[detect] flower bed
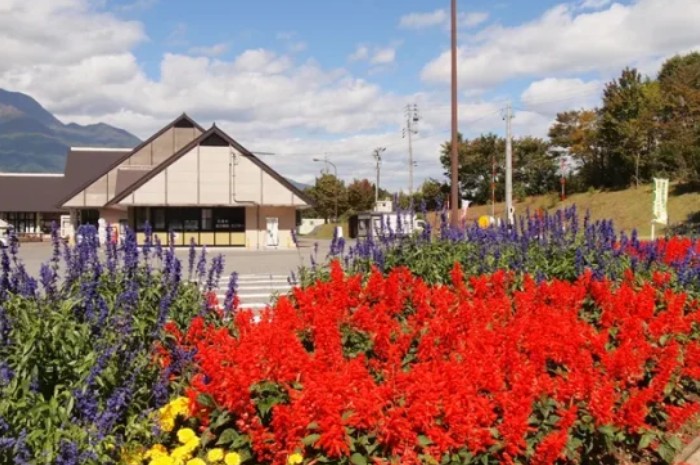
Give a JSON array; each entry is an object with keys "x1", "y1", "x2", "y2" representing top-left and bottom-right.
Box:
[{"x1": 158, "y1": 262, "x2": 700, "y2": 465}]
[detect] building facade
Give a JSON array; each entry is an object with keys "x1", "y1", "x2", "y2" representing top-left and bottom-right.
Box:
[{"x1": 0, "y1": 114, "x2": 311, "y2": 248}]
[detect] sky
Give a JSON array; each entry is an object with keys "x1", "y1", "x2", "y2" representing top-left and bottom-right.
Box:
[{"x1": 1, "y1": 0, "x2": 699, "y2": 190}]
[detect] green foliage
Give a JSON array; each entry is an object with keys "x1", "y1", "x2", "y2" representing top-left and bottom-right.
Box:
[
  {"x1": 547, "y1": 52, "x2": 700, "y2": 192},
  {"x1": 308, "y1": 173, "x2": 348, "y2": 222},
  {"x1": 346, "y1": 179, "x2": 376, "y2": 214},
  {"x1": 440, "y1": 133, "x2": 558, "y2": 205},
  {"x1": 0, "y1": 270, "x2": 203, "y2": 464}
]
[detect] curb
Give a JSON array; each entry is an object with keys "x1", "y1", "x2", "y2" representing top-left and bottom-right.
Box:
[{"x1": 676, "y1": 436, "x2": 700, "y2": 464}]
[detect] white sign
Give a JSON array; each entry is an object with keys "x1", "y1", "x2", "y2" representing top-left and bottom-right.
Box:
[{"x1": 652, "y1": 178, "x2": 669, "y2": 225}]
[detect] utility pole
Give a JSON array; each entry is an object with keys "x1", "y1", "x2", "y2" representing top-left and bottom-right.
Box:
[
  {"x1": 504, "y1": 102, "x2": 514, "y2": 225},
  {"x1": 403, "y1": 104, "x2": 419, "y2": 197},
  {"x1": 450, "y1": 0, "x2": 459, "y2": 228},
  {"x1": 373, "y1": 147, "x2": 386, "y2": 208}
]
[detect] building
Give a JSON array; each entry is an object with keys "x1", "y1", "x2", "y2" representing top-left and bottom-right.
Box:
[{"x1": 0, "y1": 114, "x2": 311, "y2": 248}]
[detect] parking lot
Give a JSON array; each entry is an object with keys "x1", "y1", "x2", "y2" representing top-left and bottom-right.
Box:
[{"x1": 11, "y1": 237, "x2": 339, "y2": 280}]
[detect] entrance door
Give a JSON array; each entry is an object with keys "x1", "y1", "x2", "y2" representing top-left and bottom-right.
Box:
[{"x1": 266, "y1": 217, "x2": 279, "y2": 247}]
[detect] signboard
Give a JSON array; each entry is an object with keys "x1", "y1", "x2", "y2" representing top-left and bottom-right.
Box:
[{"x1": 652, "y1": 178, "x2": 669, "y2": 225}]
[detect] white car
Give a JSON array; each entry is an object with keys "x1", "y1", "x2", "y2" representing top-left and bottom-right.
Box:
[{"x1": 0, "y1": 231, "x2": 9, "y2": 249}]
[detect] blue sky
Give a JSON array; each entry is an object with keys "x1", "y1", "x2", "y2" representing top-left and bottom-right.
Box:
[{"x1": 0, "y1": 0, "x2": 698, "y2": 189}]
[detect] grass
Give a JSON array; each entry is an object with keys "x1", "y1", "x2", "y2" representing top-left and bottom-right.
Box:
[
  {"x1": 303, "y1": 221, "x2": 350, "y2": 240},
  {"x1": 429, "y1": 183, "x2": 700, "y2": 237}
]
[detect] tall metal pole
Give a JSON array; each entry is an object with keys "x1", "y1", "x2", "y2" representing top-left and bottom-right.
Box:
[
  {"x1": 326, "y1": 159, "x2": 338, "y2": 223},
  {"x1": 504, "y1": 102, "x2": 514, "y2": 225},
  {"x1": 404, "y1": 104, "x2": 419, "y2": 198},
  {"x1": 373, "y1": 147, "x2": 385, "y2": 208},
  {"x1": 450, "y1": 0, "x2": 460, "y2": 227}
]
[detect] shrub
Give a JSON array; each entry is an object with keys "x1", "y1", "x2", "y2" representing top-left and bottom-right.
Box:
[{"x1": 0, "y1": 226, "x2": 225, "y2": 464}]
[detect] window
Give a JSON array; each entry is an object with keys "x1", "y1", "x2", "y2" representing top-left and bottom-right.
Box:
[
  {"x1": 201, "y1": 209, "x2": 213, "y2": 230},
  {"x1": 213, "y1": 208, "x2": 245, "y2": 232},
  {"x1": 7, "y1": 212, "x2": 37, "y2": 233},
  {"x1": 152, "y1": 208, "x2": 166, "y2": 230},
  {"x1": 134, "y1": 208, "x2": 148, "y2": 231}
]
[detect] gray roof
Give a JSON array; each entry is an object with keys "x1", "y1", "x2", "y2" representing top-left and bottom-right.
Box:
[{"x1": 0, "y1": 148, "x2": 128, "y2": 212}]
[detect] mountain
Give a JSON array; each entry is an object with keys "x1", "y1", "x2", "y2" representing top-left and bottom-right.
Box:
[
  {"x1": 288, "y1": 179, "x2": 312, "y2": 191},
  {"x1": 0, "y1": 89, "x2": 141, "y2": 172}
]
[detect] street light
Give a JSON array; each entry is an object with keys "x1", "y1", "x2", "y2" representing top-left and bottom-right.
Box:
[{"x1": 313, "y1": 157, "x2": 338, "y2": 223}]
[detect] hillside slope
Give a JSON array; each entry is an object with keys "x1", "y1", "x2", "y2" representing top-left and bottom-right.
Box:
[
  {"x1": 460, "y1": 184, "x2": 700, "y2": 237},
  {"x1": 0, "y1": 89, "x2": 141, "y2": 172}
]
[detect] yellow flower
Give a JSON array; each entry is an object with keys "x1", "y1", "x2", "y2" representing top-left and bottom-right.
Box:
[
  {"x1": 158, "y1": 397, "x2": 191, "y2": 432},
  {"x1": 207, "y1": 448, "x2": 225, "y2": 462},
  {"x1": 170, "y1": 445, "x2": 193, "y2": 462},
  {"x1": 177, "y1": 428, "x2": 197, "y2": 444},
  {"x1": 144, "y1": 444, "x2": 168, "y2": 460},
  {"x1": 186, "y1": 459, "x2": 206, "y2": 465},
  {"x1": 287, "y1": 452, "x2": 303, "y2": 465},
  {"x1": 224, "y1": 452, "x2": 241, "y2": 465},
  {"x1": 150, "y1": 456, "x2": 175, "y2": 465}
]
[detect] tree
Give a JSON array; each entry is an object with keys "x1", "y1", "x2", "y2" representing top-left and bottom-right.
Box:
[
  {"x1": 440, "y1": 133, "x2": 504, "y2": 205},
  {"x1": 346, "y1": 179, "x2": 376, "y2": 213},
  {"x1": 597, "y1": 67, "x2": 660, "y2": 188},
  {"x1": 513, "y1": 137, "x2": 558, "y2": 197},
  {"x1": 417, "y1": 178, "x2": 446, "y2": 210},
  {"x1": 307, "y1": 174, "x2": 347, "y2": 223},
  {"x1": 548, "y1": 110, "x2": 600, "y2": 186},
  {"x1": 657, "y1": 52, "x2": 700, "y2": 184}
]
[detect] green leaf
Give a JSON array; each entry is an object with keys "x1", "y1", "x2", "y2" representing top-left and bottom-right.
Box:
[
  {"x1": 350, "y1": 453, "x2": 368, "y2": 465},
  {"x1": 215, "y1": 428, "x2": 239, "y2": 446},
  {"x1": 638, "y1": 431, "x2": 655, "y2": 449},
  {"x1": 302, "y1": 433, "x2": 321, "y2": 446},
  {"x1": 197, "y1": 393, "x2": 216, "y2": 409},
  {"x1": 418, "y1": 435, "x2": 433, "y2": 447}
]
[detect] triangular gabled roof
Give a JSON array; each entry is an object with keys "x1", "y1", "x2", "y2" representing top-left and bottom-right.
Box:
[
  {"x1": 106, "y1": 124, "x2": 313, "y2": 206},
  {"x1": 55, "y1": 113, "x2": 205, "y2": 208}
]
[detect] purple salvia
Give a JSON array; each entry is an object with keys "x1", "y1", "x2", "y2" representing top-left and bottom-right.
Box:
[
  {"x1": 223, "y1": 272, "x2": 239, "y2": 318},
  {"x1": 196, "y1": 245, "x2": 207, "y2": 284},
  {"x1": 187, "y1": 238, "x2": 197, "y2": 281}
]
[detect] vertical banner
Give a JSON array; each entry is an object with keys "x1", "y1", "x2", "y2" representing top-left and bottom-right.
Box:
[{"x1": 652, "y1": 178, "x2": 669, "y2": 225}]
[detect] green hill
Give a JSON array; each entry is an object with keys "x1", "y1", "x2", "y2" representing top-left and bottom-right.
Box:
[
  {"x1": 0, "y1": 89, "x2": 141, "y2": 172},
  {"x1": 456, "y1": 184, "x2": 700, "y2": 238}
]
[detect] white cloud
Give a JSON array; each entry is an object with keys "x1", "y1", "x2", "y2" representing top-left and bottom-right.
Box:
[
  {"x1": 460, "y1": 12, "x2": 489, "y2": 28},
  {"x1": 520, "y1": 78, "x2": 603, "y2": 114},
  {"x1": 349, "y1": 45, "x2": 370, "y2": 61},
  {"x1": 399, "y1": 9, "x2": 489, "y2": 30},
  {"x1": 276, "y1": 31, "x2": 307, "y2": 53},
  {"x1": 399, "y1": 9, "x2": 447, "y2": 29},
  {"x1": 188, "y1": 42, "x2": 229, "y2": 57},
  {"x1": 421, "y1": 0, "x2": 700, "y2": 90},
  {"x1": 578, "y1": 0, "x2": 612, "y2": 10},
  {"x1": 370, "y1": 47, "x2": 396, "y2": 65}
]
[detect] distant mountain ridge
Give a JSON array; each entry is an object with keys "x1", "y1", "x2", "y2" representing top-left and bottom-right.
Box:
[{"x1": 0, "y1": 89, "x2": 141, "y2": 173}]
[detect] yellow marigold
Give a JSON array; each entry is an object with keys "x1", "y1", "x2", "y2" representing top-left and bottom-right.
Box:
[
  {"x1": 170, "y1": 444, "x2": 193, "y2": 462},
  {"x1": 177, "y1": 428, "x2": 197, "y2": 445},
  {"x1": 171, "y1": 438, "x2": 199, "y2": 462},
  {"x1": 206, "y1": 448, "x2": 225, "y2": 462},
  {"x1": 224, "y1": 452, "x2": 241, "y2": 465},
  {"x1": 144, "y1": 444, "x2": 168, "y2": 460},
  {"x1": 158, "y1": 397, "x2": 191, "y2": 432},
  {"x1": 287, "y1": 452, "x2": 303, "y2": 465},
  {"x1": 150, "y1": 456, "x2": 175, "y2": 465},
  {"x1": 186, "y1": 459, "x2": 206, "y2": 465}
]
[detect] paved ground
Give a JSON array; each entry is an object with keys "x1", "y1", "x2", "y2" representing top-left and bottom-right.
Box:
[{"x1": 11, "y1": 237, "x2": 337, "y2": 281}]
